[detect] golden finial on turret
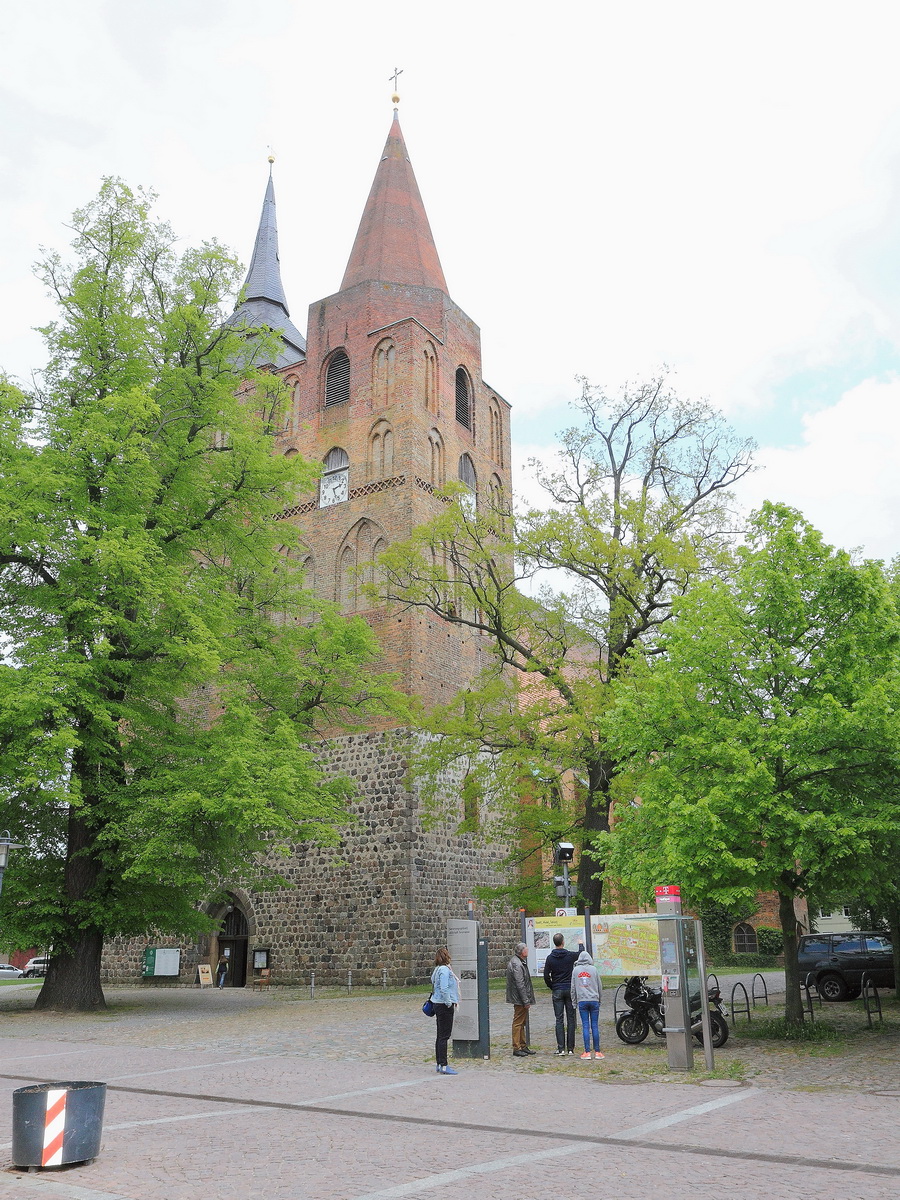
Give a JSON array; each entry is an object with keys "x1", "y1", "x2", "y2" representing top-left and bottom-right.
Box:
[{"x1": 268, "y1": 154, "x2": 275, "y2": 164}]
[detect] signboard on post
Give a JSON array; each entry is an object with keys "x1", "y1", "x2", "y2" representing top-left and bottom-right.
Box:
[
  {"x1": 449, "y1": 918, "x2": 490, "y2": 1059},
  {"x1": 524, "y1": 914, "x2": 662, "y2": 977}
]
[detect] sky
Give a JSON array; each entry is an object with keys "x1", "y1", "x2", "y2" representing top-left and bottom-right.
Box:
[{"x1": 3, "y1": 1, "x2": 900, "y2": 560}]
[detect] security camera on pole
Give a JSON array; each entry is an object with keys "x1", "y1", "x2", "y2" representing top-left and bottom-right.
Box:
[{"x1": 553, "y1": 842, "x2": 575, "y2": 913}]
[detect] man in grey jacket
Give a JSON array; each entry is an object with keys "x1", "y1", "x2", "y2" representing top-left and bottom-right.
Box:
[{"x1": 506, "y1": 942, "x2": 536, "y2": 1056}]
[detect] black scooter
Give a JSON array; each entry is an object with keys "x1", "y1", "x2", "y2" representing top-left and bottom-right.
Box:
[{"x1": 615, "y1": 975, "x2": 729, "y2": 1047}]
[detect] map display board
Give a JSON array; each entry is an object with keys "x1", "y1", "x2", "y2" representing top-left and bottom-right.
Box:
[
  {"x1": 524, "y1": 913, "x2": 662, "y2": 977},
  {"x1": 524, "y1": 915, "x2": 587, "y2": 977},
  {"x1": 590, "y1": 915, "x2": 661, "y2": 977}
]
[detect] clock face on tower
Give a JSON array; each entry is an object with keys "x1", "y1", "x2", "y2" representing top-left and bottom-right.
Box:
[{"x1": 320, "y1": 469, "x2": 349, "y2": 508}]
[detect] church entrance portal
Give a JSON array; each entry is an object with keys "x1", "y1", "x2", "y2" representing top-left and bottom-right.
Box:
[{"x1": 217, "y1": 903, "x2": 249, "y2": 987}]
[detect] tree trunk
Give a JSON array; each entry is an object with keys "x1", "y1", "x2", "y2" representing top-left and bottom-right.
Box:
[
  {"x1": 577, "y1": 756, "x2": 613, "y2": 911},
  {"x1": 779, "y1": 890, "x2": 803, "y2": 1025},
  {"x1": 888, "y1": 901, "x2": 900, "y2": 1003},
  {"x1": 33, "y1": 797, "x2": 108, "y2": 1012},
  {"x1": 34, "y1": 928, "x2": 107, "y2": 1011}
]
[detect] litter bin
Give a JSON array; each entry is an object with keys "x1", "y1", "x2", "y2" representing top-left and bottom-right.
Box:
[{"x1": 12, "y1": 1081, "x2": 106, "y2": 1168}]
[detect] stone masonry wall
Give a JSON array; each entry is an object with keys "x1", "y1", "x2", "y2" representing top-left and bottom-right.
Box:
[{"x1": 102, "y1": 727, "x2": 518, "y2": 987}]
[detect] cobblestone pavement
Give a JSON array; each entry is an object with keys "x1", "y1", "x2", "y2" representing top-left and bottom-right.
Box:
[{"x1": 0, "y1": 978, "x2": 898, "y2": 1200}]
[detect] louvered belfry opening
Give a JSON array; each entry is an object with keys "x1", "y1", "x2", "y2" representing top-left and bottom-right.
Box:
[
  {"x1": 455, "y1": 367, "x2": 471, "y2": 429},
  {"x1": 325, "y1": 350, "x2": 351, "y2": 407}
]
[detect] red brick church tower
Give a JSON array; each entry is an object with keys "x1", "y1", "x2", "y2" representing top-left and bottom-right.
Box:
[
  {"x1": 103, "y1": 107, "x2": 517, "y2": 988},
  {"x1": 259, "y1": 111, "x2": 513, "y2": 707}
]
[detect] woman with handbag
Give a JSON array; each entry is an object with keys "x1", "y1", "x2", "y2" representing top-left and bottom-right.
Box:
[{"x1": 430, "y1": 947, "x2": 460, "y2": 1075}]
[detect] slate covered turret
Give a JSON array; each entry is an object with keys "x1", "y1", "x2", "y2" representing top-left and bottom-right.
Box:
[{"x1": 229, "y1": 163, "x2": 306, "y2": 368}]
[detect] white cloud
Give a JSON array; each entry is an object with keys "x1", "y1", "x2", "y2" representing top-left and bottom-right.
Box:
[{"x1": 736, "y1": 375, "x2": 900, "y2": 561}]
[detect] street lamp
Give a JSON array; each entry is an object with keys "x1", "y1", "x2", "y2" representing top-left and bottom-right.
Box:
[{"x1": 0, "y1": 831, "x2": 24, "y2": 898}]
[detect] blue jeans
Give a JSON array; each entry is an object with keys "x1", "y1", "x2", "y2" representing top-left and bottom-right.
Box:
[
  {"x1": 578, "y1": 999, "x2": 600, "y2": 1052},
  {"x1": 551, "y1": 988, "x2": 576, "y2": 1051}
]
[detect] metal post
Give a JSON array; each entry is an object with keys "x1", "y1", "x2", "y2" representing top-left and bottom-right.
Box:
[
  {"x1": 382, "y1": 967, "x2": 387, "y2": 990},
  {"x1": 519, "y1": 908, "x2": 530, "y2": 1049},
  {"x1": 347, "y1": 969, "x2": 352, "y2": 995},
  {"x1": 310, "y1": 971, "x2": 315, "y2": 1000},
  {"x1": 695, "y1": 919, "x2": 714, "y2": 1071},
  {"x1": 583, "y1": 906, "x2": 592, "y2": 957}
]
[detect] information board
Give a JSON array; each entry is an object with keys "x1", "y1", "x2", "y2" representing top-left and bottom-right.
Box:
[
  {"x1": 524, "y1": 913, "x2": 662, "y2": 977},
  {"x1": 447, "y1": 919, "x2": 479, "y2": 1040},
  {"x1": 524, "y1": 915, "x2": 587, "y2": 976},
  {"x1": 590, "y1": 915, "x2": 661, "y2": 976}
]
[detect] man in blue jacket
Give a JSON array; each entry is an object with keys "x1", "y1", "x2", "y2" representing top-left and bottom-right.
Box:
[{"x1": 542, "y1": 933, "x2": 583, "y2": 1055}]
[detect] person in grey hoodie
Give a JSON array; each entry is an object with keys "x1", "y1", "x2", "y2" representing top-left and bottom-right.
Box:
[{"x1": 570, "y1": 950, "x2": 604, "y2": 1059}]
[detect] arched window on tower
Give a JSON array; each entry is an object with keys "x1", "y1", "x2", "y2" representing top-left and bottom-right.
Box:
[
  {"x1": 488, "y1": 400, "x2": 504, "y2": 465},
  {"x1": 458, "y1": 453, "x2": 477, "y2": 491},
  {"x1": 324, "y1": 349, "x2": 351, "y2": 408},
  {"x1": 429, "y1": 429, "x2": 444, "y2": 488},
  {"x1": 337, "y1": 520, "x2": 388, "y2": 613},
  {"x1": 455, "y1": 367, "x2": 472, "y2": 430},
  {"x1": 369, "y1": 420, "x2": 394, "y2": 479},
  {"x1": 423, "y1": 343, "x2": 438, "y2": 412},
  {"x1": 339, "y1": 545, "x2": 356, "y2": 613},
  {"x1": 373, "y1": 340, "x2": 397, "y2": 407},
  {"x1": 488, "y1": 473, "x2": 506, "y2": 529}
]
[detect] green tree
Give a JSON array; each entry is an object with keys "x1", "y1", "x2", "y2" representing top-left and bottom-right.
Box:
[
  {"x1": 605, "y1": 503, "x2": 900, "y2": 1023},
  {"x1": 0, "y1": 181, "x2": 402, "y2": 1011},
  {"x1": 377, "y1": 377, "x2": 754, "y2": 909}
]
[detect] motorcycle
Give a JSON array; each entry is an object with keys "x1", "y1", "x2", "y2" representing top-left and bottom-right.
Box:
[{"x1": 615, "y1": 975, "x2": 729, "y2": 1048}]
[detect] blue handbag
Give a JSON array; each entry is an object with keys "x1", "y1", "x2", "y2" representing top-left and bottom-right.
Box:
[{"x1": 422, "y1": 996, "x2": 436, "y2": 1017}]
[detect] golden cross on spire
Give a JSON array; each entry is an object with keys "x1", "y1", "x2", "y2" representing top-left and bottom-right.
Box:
[{"x1": 389, "y1": 67, "x2": 403, "y2": 105}]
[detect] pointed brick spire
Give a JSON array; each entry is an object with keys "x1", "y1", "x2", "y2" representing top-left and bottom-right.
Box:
[
  {"x1": 341, "y1": 114, "x2": 448, "y2": 292},
  {"x1": 231, "y1": 164, "x2": 306, "y2": 366}
]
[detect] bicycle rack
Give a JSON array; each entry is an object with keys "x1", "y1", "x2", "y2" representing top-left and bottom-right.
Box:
[
  {"x1": 803, "y1": 972, "x2": 822, "y2": 1007},
  {"x1": 861, "y1": 972, "x2": 883, "y2": 1028},
  {"x1": 751, "y1": 972, "x2": 769, "y2": 1007},
  {"x1": 706, "y1": 973, "x2": 720, "y2": 991},
  {"x1": 613, "y1": 983, "x2": 626, "y2": 1021},
  {"x1": 730, "y1": 981, "x2": 751, "y2": 1026},
  {"x1": 801, "y1": 979, "x2": 816, "y2": 1023}
]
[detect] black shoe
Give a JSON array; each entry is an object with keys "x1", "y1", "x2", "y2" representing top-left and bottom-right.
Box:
[
  {"x1": 524, "y1": 1048, "x2": 538, "y2": 1055},
  {"x1": 513, "y1": 1049, "x2": 529, "y2": 1057},
  {"x1": 556, "y1": 1049, "x2": 566, "y2": 1055}
]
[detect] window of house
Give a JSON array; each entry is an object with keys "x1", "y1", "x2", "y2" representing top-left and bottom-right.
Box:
[
  {"x1": 455, "y1": 367, "x2": 472, "y2": 429},
  {"x1": 733, "y1": 923, "x2": 758, "y2": 954},
  {"x1": 325, "y1": 349, "x2": 351, "y2": 407}
]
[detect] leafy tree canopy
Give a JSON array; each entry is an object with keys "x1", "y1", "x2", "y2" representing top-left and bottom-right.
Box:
[
  {"x1": 0, "y1": 180, "x2": 404, "y2": 1010},
  {"x1": 604, "y1": 502, "x2": 900, "y2": 1020},
  {"x1": 377, "y1": 376, "x2": 754, "y2": 910}
]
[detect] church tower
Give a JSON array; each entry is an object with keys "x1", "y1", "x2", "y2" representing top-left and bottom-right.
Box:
[
  {"x1": 102, "y1": 109, "x2": 518, "y2": 989},
  {"x1": 270, "y1": 111, "x2": 512, "y2": 711}
]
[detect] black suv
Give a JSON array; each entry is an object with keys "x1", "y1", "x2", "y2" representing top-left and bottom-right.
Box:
[{"x1": 797, "y1": 932, "x2": 894, "y2": 1001}]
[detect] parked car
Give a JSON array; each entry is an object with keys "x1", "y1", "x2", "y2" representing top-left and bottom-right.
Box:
[
  {"x1": 23, "y1": 957, "x2": 49, "y2": 979},
  {"x1": 797, "y1": 932, "x2": 895, "y2": 1001},
  {"x1": 0, "y1": 963, "x2": 24, "y2": 979}
]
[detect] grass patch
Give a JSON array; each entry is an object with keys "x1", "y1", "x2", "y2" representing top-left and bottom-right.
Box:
[{"x1": 738, "y1": 1017, "x2": 840, "y2": 1042}]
